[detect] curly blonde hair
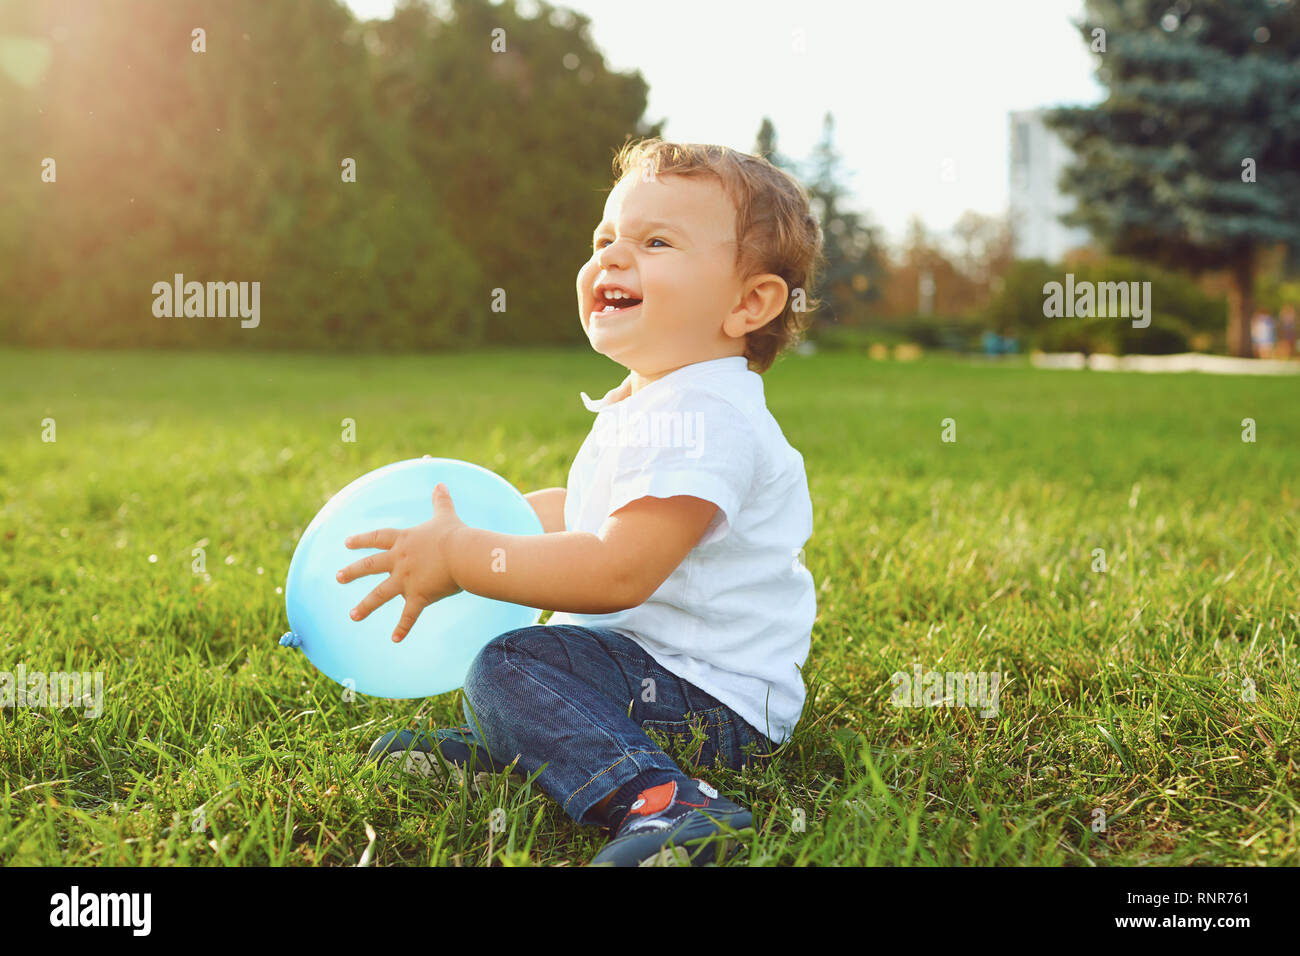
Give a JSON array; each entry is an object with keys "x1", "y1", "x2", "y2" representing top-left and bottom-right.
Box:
[{"x1": 610, "y1": 138, "x2": 824, "y2": 373}]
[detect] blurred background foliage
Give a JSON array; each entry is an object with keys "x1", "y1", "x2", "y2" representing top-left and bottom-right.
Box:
[
  {"x1": 0, "y1": 0, "x2": 656, "y2": 350},
  {"x1": 0, "y1": 0, "x2": 1296, "y2": 356}
]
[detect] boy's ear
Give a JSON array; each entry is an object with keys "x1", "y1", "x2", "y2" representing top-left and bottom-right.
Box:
[{"x1": 723, "y1": 273, "x2": 789, "y2": 340}]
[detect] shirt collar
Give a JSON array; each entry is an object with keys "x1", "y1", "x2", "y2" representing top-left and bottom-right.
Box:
[{"x1": 579, "y1": 356, "x2": 750, "y2": 412}]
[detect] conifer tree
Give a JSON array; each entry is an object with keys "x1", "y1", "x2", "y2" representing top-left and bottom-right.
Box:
[{"x1": 1047, "y1": 0, "x2": 1300, "y2": 355}]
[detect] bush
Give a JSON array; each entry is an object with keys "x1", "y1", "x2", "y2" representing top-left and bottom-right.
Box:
[
  {"x1": 983, "y1": 256, "x2": 1226, "y2": 354},
  {"x1": 1116, "y1": 316, "x2": 1192, "y2": 355},
  {"x1": 810, "y1": 315, "x2": 984, "y2": 353},
  {"x1": 809, "y1": 323, "x2": 907, "y2": 351},
  {"x1": 1037, "y1": 316, "x2": 1117, "y2": 355}
]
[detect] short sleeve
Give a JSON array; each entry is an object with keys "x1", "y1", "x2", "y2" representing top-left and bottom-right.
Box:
[{"x1": 601, "y1": 388, "x2": 757, "y2": 547}]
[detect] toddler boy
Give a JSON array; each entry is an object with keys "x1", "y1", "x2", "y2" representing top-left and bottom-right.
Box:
[{"x1": 340, "y1": 138, "x2": 823, "y2": 866}]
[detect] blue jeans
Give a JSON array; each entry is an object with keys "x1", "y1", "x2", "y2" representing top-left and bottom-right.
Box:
[{"x1": 459, "y1": 624, "x2": 778, "y2": 826}]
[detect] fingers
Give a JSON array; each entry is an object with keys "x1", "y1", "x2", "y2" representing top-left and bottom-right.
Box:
[
  {"x1": 345, "y1": 528, "x2": 400, "y2": 550},
  {"x1": 336, "y1": 548, "x2": 395, "y2": 584},
  {"x1": 392, "y1": 598, "x2": 426, "y2": 643},
  {"x1": 348, "y1": 576, "x2": 402, "y2": 623}
]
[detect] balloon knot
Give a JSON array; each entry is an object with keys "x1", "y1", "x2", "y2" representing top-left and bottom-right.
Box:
[{"x1": 280, "y1": 631, "x2": 303, "y2": 649}]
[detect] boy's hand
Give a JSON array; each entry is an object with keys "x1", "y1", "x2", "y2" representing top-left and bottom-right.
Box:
[{"x1": 335, "y1": 483, "x2": 465, "y2": 642}]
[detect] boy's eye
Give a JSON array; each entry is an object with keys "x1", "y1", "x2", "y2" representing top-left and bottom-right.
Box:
[{"x1": 592, "y1": 237, "x2": 670, "y2": 250}]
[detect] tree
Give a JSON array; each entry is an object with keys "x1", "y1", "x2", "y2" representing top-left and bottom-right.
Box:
[
  {"x1": 952, "y1": 210, "x2": 1016, "y2": 308},
  {"x1": 752, "y1": 116, "x2": 793, "y2": 169},
  {"x1": 0, "y1": 0, "x2": 481, "y2": 349},
  {"x1": 1046, "y1": 0, "x2": 1300, "y2": 356},
  {"x1": 798, "y1": 113, "x2": 887, "y2": 325},
  {"x1": 879, "y1": 217, "x2": 976, "y2": 318},
  {"x1": 370, "y1": 0, "x2": 657, "y2": 346},
  {"x1": 0, "y1": 0, "x2": 656, "y2": 350}
]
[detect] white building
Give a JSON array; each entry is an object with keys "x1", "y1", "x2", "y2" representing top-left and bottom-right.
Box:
[{"x1": 1008, "y1": 109, "x2": 1092, "y2": 261}]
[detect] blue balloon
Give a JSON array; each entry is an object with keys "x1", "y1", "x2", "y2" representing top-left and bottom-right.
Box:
[{"x1": 279, "y1": 457, "x2": 543, "y2": 698}]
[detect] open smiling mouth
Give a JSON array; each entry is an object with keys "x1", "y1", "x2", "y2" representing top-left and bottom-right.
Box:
[{"x1": 590, "y1": 297, "x2": 642, "y2": 320}]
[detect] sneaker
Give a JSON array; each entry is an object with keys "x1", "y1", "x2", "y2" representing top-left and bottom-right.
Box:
[
  {"x1": 589, "y1": 778, "x2": 753, "y2": 867},
  {"x1": 367, "y1": 726, "x2": 519, "y2": 779}
]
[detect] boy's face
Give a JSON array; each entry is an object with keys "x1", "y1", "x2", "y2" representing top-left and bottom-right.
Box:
[{"x1": 576, "y1": 172, "x2": 748, "y2": 382}]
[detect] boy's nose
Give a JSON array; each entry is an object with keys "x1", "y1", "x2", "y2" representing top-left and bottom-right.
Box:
[{"x1": 596, "y1": 239, "x2": 632, "y2": 267}]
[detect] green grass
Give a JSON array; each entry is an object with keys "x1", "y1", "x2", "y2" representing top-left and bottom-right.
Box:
[{"x1": 1, "y1": 347, "x2": 1297, "y2": 865}]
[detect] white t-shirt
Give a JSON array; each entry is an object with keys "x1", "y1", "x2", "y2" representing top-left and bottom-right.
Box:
[{"x1": 548, "y1": 355, "x2": 816, "y2": 745}]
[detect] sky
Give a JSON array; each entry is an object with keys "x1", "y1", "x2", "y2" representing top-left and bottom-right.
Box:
[{"x1": 344, "y1": 0, "x2": 1105, "y2": 247}]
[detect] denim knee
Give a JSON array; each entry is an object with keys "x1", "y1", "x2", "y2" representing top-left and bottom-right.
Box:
[
  {"x1": 463, "y1": 631, "x2": 510, "y2": 715},
  {"x1": 462, "y1": 626, "x2": 544, "y2": 720}
]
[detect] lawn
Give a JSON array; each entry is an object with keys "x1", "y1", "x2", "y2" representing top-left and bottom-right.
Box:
[{"x1": 1, "y1": 346, "x2": 1296, "y2": 865}]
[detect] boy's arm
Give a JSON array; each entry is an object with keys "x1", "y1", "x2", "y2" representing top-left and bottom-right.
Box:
[
  {"x1": 338, "y1": 481, "x2": 716, "y2": 640},
  {"x1": 524, "y1": 487, "x2": 566, "y2": 534},
  {"x1": 448, "y1": 494, "x2": 716, "y2": 614}
]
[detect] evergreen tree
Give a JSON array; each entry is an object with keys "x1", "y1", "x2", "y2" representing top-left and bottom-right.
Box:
[
  {"x1": 752, "y1": 116, "x2": 791, "y2": 168},
  {"x1": 1046, "y1": 0, "x2": 1300, "y2": 356},
  {"x1": 799, "y1": 113, "x2": 886, "y2": 326}
]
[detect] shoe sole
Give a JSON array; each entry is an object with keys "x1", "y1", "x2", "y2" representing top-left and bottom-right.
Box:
[
  {"x1": 369, "y1": 730, "x2": 521, "y2": 781},
  {"x1": 591, "y1": 807, "x2": 753, "y2": 867}
]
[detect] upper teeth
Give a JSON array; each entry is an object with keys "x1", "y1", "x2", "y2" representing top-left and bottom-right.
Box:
[{"x1": 603, "y1": 289, "x2": 631, "y2": 300}]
